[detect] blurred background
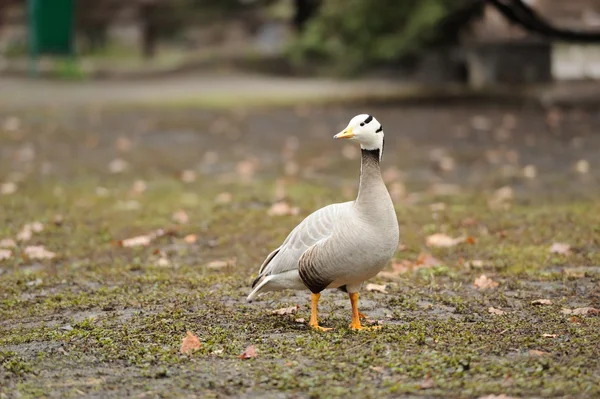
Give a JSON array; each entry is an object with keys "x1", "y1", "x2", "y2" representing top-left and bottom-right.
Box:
[{"x1": 0, "y1": 0, "x2": 599, "y2": 83}]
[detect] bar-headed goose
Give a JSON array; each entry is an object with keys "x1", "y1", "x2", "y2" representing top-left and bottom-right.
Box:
[{"x1": 248, "y1": 114, "x2": 399, "y2": 331}]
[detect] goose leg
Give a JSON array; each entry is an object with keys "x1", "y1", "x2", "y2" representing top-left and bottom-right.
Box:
[
  {"x1": 309, "y1": 293, "x2": 332, "y2": 331},
  {"x1": 349, "y1": 292, "x2": 380, "y2": 331}
]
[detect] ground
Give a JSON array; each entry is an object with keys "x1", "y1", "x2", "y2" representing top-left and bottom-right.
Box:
[{"x1": 1, "y1": 94, "x2": 599, "y2": 398}]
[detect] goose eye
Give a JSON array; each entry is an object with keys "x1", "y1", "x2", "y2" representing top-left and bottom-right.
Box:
[{"x1": 360, "y1": 123, "x2": 364, "y2": 126}]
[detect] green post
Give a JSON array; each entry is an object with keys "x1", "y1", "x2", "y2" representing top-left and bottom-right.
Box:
[{"x1": 28, "y1": 0, "x2": 74, "y2": 77}]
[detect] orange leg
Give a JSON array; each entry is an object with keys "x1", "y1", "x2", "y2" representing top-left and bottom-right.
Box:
[
  {"x1": 309, "y1": 293, "x2": 332, "y2": 331},
  {"x1": 349, "y1": 292, "x2": 380, "y2": 331}
]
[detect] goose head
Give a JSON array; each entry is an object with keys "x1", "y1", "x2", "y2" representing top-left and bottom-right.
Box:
[{"x1": 334, "y1": 114, "x2": 384, "y2": 153}]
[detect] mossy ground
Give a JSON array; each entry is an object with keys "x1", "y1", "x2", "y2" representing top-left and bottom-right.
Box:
[{"x1": 1, "y1": 104, "x2": 599, "y2": 398}]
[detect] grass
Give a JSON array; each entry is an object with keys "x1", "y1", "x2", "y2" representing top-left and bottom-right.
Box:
[{"x1": 0, "y1": 104, "x2": 599, "y2": 398}]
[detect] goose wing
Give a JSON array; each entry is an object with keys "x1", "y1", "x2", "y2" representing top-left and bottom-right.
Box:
[{"x1": 252, "y1": 201, "x2": 352, "y2": 286}]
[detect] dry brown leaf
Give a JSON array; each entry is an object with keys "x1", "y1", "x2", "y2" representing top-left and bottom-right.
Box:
[
  {"x1": 528, "y1": 349, "x2": 550, "y2": 357},
  {"x1": 543, "y1": 333, "x2": 557, "y2": 338},
  {"x1": 115, "y1": 136, "x2": 132, "y2": 152},
  {"x1": 24, "y1": 245, "x2": 56, "y2": 260},
  {"x1": 0, "y1": 238, "x2": 16, "y2": 248},
  {"x1": 549, "y1": 242, "x2": 571, "y2": 255},
  {"x1": 561, "y1": 307, "x2": 600, "y2": 316},
  {"x1": 531, "y1": 299, "x2": 553, "y2": 306},
  {"x1": 272, "y1": 305, "x2": 299, "y2": 315},
  {"x1": 0, "y1": 249, "x2": 12, "y2": 261},
  {"x1": 488, "y1": 307, "x2": 506, "y2": 316},
  {"x1": 118, "y1": 228, "x2": 169, "y2": 248},
  {"x1": 215, "y1": 192, "x2": 233, "y2": 204},
  {"x1": 426, "y1": 233, "x2": 467, "y2": 248},
  {"x1": 474, "y1": 275, "x2": 499, "y2": 290},
  {"x1": 131, "y1": 180, "x2": 147, "y2": 195},
  {"x1": 181, "y1": 169, "x2": 197, "y2": 183},
  {"x1": 180, "y1": 331, "x2": 201, "y2": 354},
  {"x1": 108, "y1": 158, "x2": 128, "y2": 174},
  {"x1": 268, "y1": 202, "x2": 300, "y2": 217},
  {"x1": 365, "y1": 283, "x2": 388, "y2": 294},
  {"x1": 206, "y1": 258, "x2": 235, "y2": 269},
  {"x1": 184, "y1": 234, "x2": 197, "y2": 244},
  {"x1": 419, "y1": 374, "x2": 435, "y2": 390},
  {"x1": 239, "y1": 344, "x2": 258, "y2": 359},
  {"x1": 172, "y1": 210, "x2": 189, "y2": 224},
  {"x1": 1, "y1": 182, "x2": 17, "y2": 195},
  {"x1": 575, "y1": 159, "x2": 590, "y2": 174}
]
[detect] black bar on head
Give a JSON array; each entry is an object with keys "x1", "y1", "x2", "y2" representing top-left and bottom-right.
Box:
[
  {"x1": 363, "y1": 115, "x2": 373, "y2": 124},
  {"x1": 376, "y1": 124, "x2": 383, "y2": 133}
]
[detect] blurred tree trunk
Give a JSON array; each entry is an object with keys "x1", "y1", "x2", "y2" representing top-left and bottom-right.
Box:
[
  {"x1": 293, "y1": 0, "x2": 320, "y2": 32},
  {"x1": 139, "y1": 0, "x2": 160, "y2": 59}
]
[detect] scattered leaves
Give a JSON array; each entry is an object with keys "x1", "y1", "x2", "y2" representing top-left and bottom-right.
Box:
[
  {"x1": 549, "y1": 242, "x2": 571, "y2": 255},
  {"x1": 118, "y1": 228, "x2": 171, "y2": 248},
  {"x1": 1, "y1": 182, "x2": 17, "y2": 195},
  {"x1": 488, "y1": 307, "x2": 506, "y2": 316},
  {"x1": 528, "y1": 349, "x2": 550, "y2": 357},
  {"x1": 172, "y1": 210, "x2": 189, "y2": 224},
  {"x1": 272, "y1": 305, "x2": 299, "y2": 315},
  {"x1": 239, "y1": 344, "x2": 258, "y2": 359},
  {"x1": 184, "y1": 234, "x2": 197, "y2": 244},
  {"x1": 268, "y1": 201, "x2": 299, "y2": 216},
  {"x1": 474, "y1": 275, "x2": 499, "y2": 290},
  {"x1": 180, "y1": 331, "x2": 201, "y2": 354},
  {"x1": 0, "y1": 249, "x2": 12, "y2": 261},
  {"x1": 426, "y1": 233, "x2": 473, "y2": 248},
  {"x1": 24, "y1": 245, "x2": 56, "y2": 260},
  {"x1": 108, "y1": 158, "x2": 128, "y2": 174},
  {"x1": 531, "y1": 299, "x2": 552, "y2": 306},
  {"x1": 365, "y1": 283, "x2": 388, "y2": 294},
  {"x1": 0, "y1": 239, "x2": 16, "y2": 248},
  {"x1": 561, "y1": 307, "x2": 600, "y2": 316},
  {"x1": 419, "y1": 374, "x2": 435, "y2": 390},
  {"x1": 181, "y1": 169, "x2": 197, "y2": 183}
]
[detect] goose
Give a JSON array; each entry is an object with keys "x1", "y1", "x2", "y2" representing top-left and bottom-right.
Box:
[{"x1": 247, "y1": 114, "x2": 399, "y2": 331}]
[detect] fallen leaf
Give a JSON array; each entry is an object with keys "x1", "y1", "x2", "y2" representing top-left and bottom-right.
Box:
[
  {"x1": 108, "y1": 158, "x2": 128, "y2": 174},
  {"x1": 24, "y1": 245, "x2": 56, "y2": 260},
  {"x1": 215, "y1": 192, "x2": 232, "y2": 204},
  {"x1": 118, "y1": 228, "x2": 169, "y2": 248},
  {"x1": 474, "y1": 275, "x2": 499, "y2": 290},
  {"x1": 488, "y1": 307, "x2": 506, "y2": 316},
  {"x1": 426, "y1": 233, "x2": 468, "y2": 248},
  {"x1": 419, "y1": 374, "x2": 435, "y2": 390},
  {"x1": 268, "y1": 202, "x2": 300, "y2": 216},
  {"x1": 575, "y1": 159, "x2": 590, "y2": 174},
  {"x1": 172, "y1": 210, "x2": 189, "y2": 224},
  {"x1": 549, "y1": 242, "x2": 571, "y2": 255},
  {"x1": 528, "y1": 349, "x2": 550, "y2": 357},
  {"x1": 465, "y1": 259, "x2": 486, "y2": 270},
  {"x1": 212, "y1": 348, "x2": 224, "y2": 355},
  {"x1": 295, "y1": 318, "x2": 305, "y2": 323},
  {"x1": 206, "y1": 259, "x2": 235, "y2": 269},
  {"x1": 531, "y1": 299, "x2": 553, "y2": 306},
  {"x1": 157, "y1": 257, "x2": 171, "y2": 267},
  {"x1": 184, "y1": 234, "x2": 197, "y2": 244},
  {"x1": 131, "y1": 180, "x2": 147, "y2": 195},
  {"x1": 115, "y1": 136, "x2": 132, "y2": 152},
  {"x1": 365, "y1": 283, "x2": 388, "y2": 294},
  {"x1": 0, "y1": 249, "x2": 12, "y2": 261},
  {"x1": 272, "y1": 305, "x2": 299, "y2": 315},
  {"x1": 1, "y1": 182, "x2": 17, "y2": 195},
  {"x1": 181, "y1": 169, "x2": 197, "y2": 183},
  {"x1": 543, "y1": 333, "x2": 557, "y2": 338},
  {"x1": 0, "y1": 239, "x2": 16, "y2": 248},
  {"x1": 180, "y1": 331, "x2": 201, "y2": 354},
  {"x1": 16, "y1": 222, "x2": 44, "y2": 242},
  {"x1": 561, "y1": 307, "x2": 600, "y2": 316},
  {"x1": 239, "y1": 344, "x2": 258, "y2": 359}
]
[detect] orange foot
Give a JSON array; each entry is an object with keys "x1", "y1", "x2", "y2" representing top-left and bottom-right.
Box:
[{"x1": 309, "y1": 323, "x2": 333, "y2": 332}]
